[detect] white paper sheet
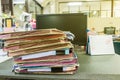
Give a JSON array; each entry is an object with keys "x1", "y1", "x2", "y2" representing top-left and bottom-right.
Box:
[
  {"x1": 0, "y1": 49, "x2": 12, "y2": 63},
  {"x1": 88, "y1": 35, "x2": 115, "y2": 55},
  {"x1": 21, "y1": 51, "x2": 56, "y2": 60}
]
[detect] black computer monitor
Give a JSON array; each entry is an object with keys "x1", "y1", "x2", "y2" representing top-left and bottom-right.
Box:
[
  {"x1": 104, "y1": 27, "x2": 116, "y2": 35},
  {"x1": 36, "y1": 13, "x2": 87, "y2": 45}
]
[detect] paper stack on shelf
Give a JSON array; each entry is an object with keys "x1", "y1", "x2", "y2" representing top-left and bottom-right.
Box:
[{"x1": 1, "y1": 28, "x2": 79, "y2": 74}]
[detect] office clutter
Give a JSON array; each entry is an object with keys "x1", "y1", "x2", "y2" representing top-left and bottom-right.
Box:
[
  {"x1": 0, "y1": 28, "x2": 79, "y2": 74},
  {"x1": 64, "y1": 31, "x2": 75, "y2": 41},
  {"x1": 0, "y1": 12, "x2": 36, "y2": 33}
]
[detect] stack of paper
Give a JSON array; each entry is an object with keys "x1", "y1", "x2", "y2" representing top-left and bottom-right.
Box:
[{"x1": 1, "y1": 28, "x2": 79, "y2": 74}]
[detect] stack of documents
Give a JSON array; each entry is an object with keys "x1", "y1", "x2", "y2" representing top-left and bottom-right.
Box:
[{"x1": 0, "y1": 28, "x2": 79, "y2": 74}]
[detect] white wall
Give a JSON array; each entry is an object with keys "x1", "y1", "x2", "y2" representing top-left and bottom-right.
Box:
[
  {"x1": 43, "y1": 0, "x2": 56, "y2": 14},
  {"x1": 13, "y1": 4, "x2": 25, "y2": 20},
  {"x1": 88, "y1": 17, "x2": 120, "y2": 33}
]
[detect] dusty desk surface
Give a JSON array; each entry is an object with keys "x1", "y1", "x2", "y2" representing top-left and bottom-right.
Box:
[{"x1": 0, "y1": 52, "x2": 120, "y2": 80}]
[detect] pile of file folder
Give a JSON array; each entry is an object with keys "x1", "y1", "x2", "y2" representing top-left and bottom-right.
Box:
[{"x1": 0, "y1": 28, "x2": 79, "y2": 74}]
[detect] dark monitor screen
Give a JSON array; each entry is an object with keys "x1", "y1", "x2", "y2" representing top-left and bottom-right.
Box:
[
  {"x1": 104, "y1": 27, "x2": 116, "y2": 35},
  {"x1": 36, "y1": 13, "x2": 87, "y2": 45}
]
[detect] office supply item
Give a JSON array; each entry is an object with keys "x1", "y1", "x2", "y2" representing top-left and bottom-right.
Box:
[
  {"x1": 13, "y1": 64, "x2": 78, "y2": 74},
  {"x1": 19, "y1": 48, "x2": 70, "y2": 60},
  {"x1": 4, "y1": 39, "x2": 67, "y2": 51},
  {"x1": 5, "y1": 29, "x2": 78, "y2": 75},
  {"x1": 8, "y1": 41, "x2": 73, "y2": 57},
  {"x1": 0, "y1": 28, "x2": 65, "y2": 40},
  {"x1": 13, "y1": 51, "x2": 78, "y2": 74},
  {"x1": 88, "y1": 35, "x2": 115, "y2": 55},
  {"x1": 5, "y1": 18, "x2": 13, "y2": 28},
  {"x1": 14, "y1": 52, "x2": 74, "y2": 64},
  {"x1": 64, "y1": 31, "x2": 75, "y2": 41},
  {"x1": 0, "y1": 28, "x2": 62, "y2": 40},
  {"x1": 3, "y1": 34, "x2": 66, "y2": 47},
  {"x1": 17, "y1": 59, "x2": 77, "y2": 67}
]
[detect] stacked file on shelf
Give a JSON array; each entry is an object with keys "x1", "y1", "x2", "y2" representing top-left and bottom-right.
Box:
[{"x1": 0, "y1": 28, "x2": 79, "y2": 74}]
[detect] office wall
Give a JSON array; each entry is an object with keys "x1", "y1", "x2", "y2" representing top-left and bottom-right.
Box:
[
  {"x1": 43, "y1": 0, "x2": 56, "y2": 14},
  {"x1": 13, "y1": 4, "x2": 25, "y2": 20},
  {"x1": 88, "y1": 17, "x2": 120, "y2": 33}
]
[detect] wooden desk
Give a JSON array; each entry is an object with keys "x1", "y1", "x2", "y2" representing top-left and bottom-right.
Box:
[{"x1": 0, "y1": 52, "x2": 120, "y2": 80}]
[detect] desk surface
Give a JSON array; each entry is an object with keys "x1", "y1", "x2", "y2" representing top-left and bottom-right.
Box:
[{"x1": 0, "y1": 52, "x2": 120, "y2": 80}]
